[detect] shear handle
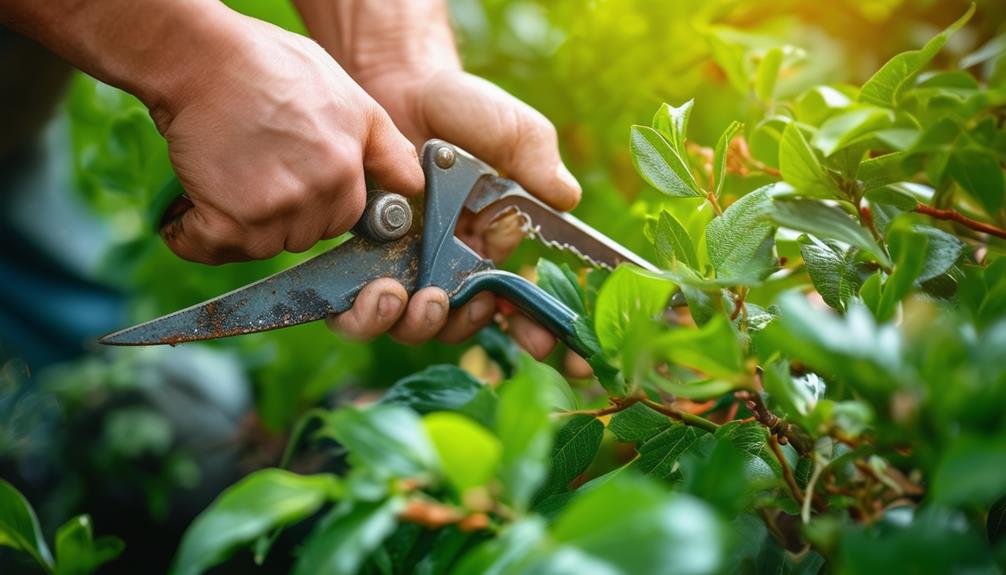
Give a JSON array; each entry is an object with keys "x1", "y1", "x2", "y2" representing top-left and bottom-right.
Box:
[{"x1": 451, "y1": 269, "x2": 589, "y2": 358}]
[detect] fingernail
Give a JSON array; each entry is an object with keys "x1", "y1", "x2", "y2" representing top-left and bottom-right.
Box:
[
  {"x1": 555, "y1": 163, "x2": 582, "y2": 206},
  {"x1": 468, "y1": 296, "x2": 495, "y2": 324},
  {"x1": 488, "y1": 210, "x2": 523, "y2": 233},
  {"x1": 425, "y1": 299, "x2": 445, "y2": 325},
  {"x1": 378, "y1": 294, "x2": 403, "y2": 318}
]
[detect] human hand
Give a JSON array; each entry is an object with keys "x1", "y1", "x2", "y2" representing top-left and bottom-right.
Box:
[
  {"x1": 338, "y1": 70, "x2": 584, "y2": 363},
  {"x1": 292, "y1": 0, "x2": 586, "y2": 371},
  {"x1": 151, "y1": 15, "x2": 424, "y2": 264}
]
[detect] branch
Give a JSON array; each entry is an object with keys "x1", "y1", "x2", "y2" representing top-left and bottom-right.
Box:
[
  {"x1": 737, "y1": 390, "x2": 814, "y2": 455},
  {"x1": 706, "y1": 191, "x2": 724, "y2": 216},
  {"x1": 770, "y1": 435, "x2": 805, "y2": 505},
  {"x1": 641, "y1": 398, "x2": 720, "y2": 433},
  {"x1": 914, "y1": 204, "x2": 1006, "y2": 240},
  {"x1": 557, "y1": 395, "x2": 640, "y2": 418}
]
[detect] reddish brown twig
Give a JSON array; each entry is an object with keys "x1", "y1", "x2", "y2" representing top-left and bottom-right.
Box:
[
  {"x1": 770, "y1": 435, "x2": 804, "y2": 504},
  {"x1": 914, "y1": 204, "x2": 1006, "y2": 239}
]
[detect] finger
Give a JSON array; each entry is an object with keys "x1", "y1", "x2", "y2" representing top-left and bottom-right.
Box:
[
  {"x1": 563, "y1": 350, "x2": 594, "y2": 379},
  {"x1": 161, "y1": 205, "x2": 281, "y2": 264},
  {"x1": 325, "y1": 278, "x2": 407, "y2": 340},
  {"x1": 456, "y1": 208, "x2": 526, "y2": 264},
  {"x1": 507, "y1": 313, "x2": 557, "y2": 360},
  {"x1": 389, "y1": 287, "x2": 450, "y2": 345},
  {"x1": 363, "y1": 107, "x2": 425, "y2": 197},
  {"x1": 422, "y1": 73, "x2": 581, "y2": 210},
  {"x1": 436, "y1": 291, "x2": 496, "y2": 344},
  {"x1": 319, "y1": 170, "x2": 367, "y2": 241}
]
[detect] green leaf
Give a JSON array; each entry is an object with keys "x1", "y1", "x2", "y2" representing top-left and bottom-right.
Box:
[
  {"x1": 536, "y1": 259, "x2": 586, "y2": 315},
  {"x1": 412, "y1": 527, "x2": 473, "y2": 575},
  {"x1": 608, "y1": 402, "x2": 673, "y2": 443},
  {"x1": 755, "y1": 47, "x2": 784, "y2": 102},
  {"x1": 633, "y1": 423, "x2": 705, "y2": 478},
  {"x1": 653, "y1": 316, "x2": 744, "y2": 379},
  {"x1": 380, "y1": 365, "x2": 486, "y2": 415},
  {"x1": 758, "y1": 293, "x2": 901, "y2": 399},
  {"x1": 771, "y1": 199, "x2": 891, "y2": 268},
  {"x1": 324, "y1": 405, "x2": 437, "y2": 478},
  {"x1": 960, "y1": 32, "x2": 1006, "y2": 69},
  {"x1": 813, "y1": 107, "x2": 893, "y2": 157},
  {"x1": 630, "y1": 125, "x2": 701, "y2": 197},
  {"x1": 837, "y1": 506, "x2": 996, "y2": 574},
  {"x1": 714, "y1": 421, "x2": 781, "y2": 482},
  {"x1": 452, "y1": 518, "x2": 546, "y2": 575},
  {"x1": 423, "y1": 412, "x2": 501, "y2": 494},
  {"x1": 593, "y1": 266, "x2": 676, "y2": 358},
  {"x1": 749, "y1": 116, "x2": 788, "y2": 170},
  {"x1": 538, "y1": 415, "x2": 604, "y2": 499},
  {"x1": 551, "y1": 475, "x2": 725, "y2": 575},
  {"x1": 0, "y1": 478, "x2": 54, "y2": 573},
  {"x1": 171, "y1": 470, "x2": 341, "y2": 575},
  {"x1": 708, "y1": 32, "x2": 750, "y2": 94},
  {"x1": 497, "y1": 354, "x2": 555, "y2": 511},
  {"x1": 859, "y1": 271, "x2": 883, "y2": 316},
  {"x1": 862, "y1": 180, "x2": 917, "y2": 208},
  {"x1": 948, "y1": 150, "x2": 1005, "y2": 215},
  {"x1": 761, "y1": 360, "x2": 826, "y2": 423},
  {"x1": 54, "y1": 516, "x2": 124, "y2": 575},
  {"x1": 653, "y1": 210, "x2": 699, "y2": 270},
  {"x1": 779, "y1": 122, "x2": 841, "y2": 198},
  {"x1": 859, "y1": 4, "x2": 975, "y2": 107},
  {"x1": 292, "y1": 497, "x2": 404, "y2": 575},
  {"x1": 875, "y1": 224, "x2": 928, "y2": 321},
  {"x1": 914, "y1": 225, "x2": 965, "y2": 282},
  {"x1": 797, "y1": 86, "x2": 853, "y2": 126},
  {"x1": 798, "y1": 236, "x2": 865, "y2": 311},
  {"x1": 652, "y1": 100, "x2": 694, "y2": 161},
  {"x1": 706, "y1": 184, "x2": 777, "y2": 282},
  {"x1": 712, "y1": 121, "x2": 742, "y2": 198},
  {"x1": 930, "y1": 436, "x2": 1006, "y2": 507}
]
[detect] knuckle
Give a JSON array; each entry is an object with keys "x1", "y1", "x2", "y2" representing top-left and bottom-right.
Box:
[
  {"x1": 242, "y1": 235, "x2": 285, "y2": 260},
  {"x1": 238, "y1": 188, "x2": 306, "y2": 226},
  {"x1": 518, "y1": 110, "x2": 558, "y2": 147}
]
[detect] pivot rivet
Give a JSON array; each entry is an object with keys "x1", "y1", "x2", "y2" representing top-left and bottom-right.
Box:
[{"x1": 434, "y1": 146, "x2": 456, "y2": 169}]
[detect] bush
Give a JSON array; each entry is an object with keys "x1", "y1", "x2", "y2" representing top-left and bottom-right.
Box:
[{"x1": 4, "y1": 1, "x2": 1006, "y2": 574}]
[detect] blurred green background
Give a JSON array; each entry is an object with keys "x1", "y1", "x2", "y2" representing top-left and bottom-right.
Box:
[{"x1": 1, "y1": 0, "x2": 1002, "y2": 572}]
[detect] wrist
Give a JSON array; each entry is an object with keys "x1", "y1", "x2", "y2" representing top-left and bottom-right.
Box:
[
  {"x1": 0, "y1": 0, "x2": 247, "y2": 120},
  {"x1": 131, "y1": 3, "x2": 251, "y2": 127}
]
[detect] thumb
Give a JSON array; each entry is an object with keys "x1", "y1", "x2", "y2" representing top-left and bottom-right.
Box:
[
  {"x1": 364, "y1": 108, "x2": 426, "y2": 197},
  {"x1": 421, "y1": 74, "x2": 582, "y2": 211},
  {"x1": 490, "y1": 110, "x2": 582, "y2": 212}
]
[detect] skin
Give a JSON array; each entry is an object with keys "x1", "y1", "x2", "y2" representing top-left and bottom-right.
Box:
[{"x1": 1, "y1": 0, "x2": 587, "y2": 364}]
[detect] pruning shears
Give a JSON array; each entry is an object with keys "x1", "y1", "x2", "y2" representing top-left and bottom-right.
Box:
[{"x1": 99, "y1": 140, "x2": 658, "y2": 357}]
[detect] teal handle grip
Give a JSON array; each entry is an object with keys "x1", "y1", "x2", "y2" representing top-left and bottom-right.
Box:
[
  {"x1": 450, "y1": 270, "x2": 589, "y2": 357},
  {"x1": 149, "y1": 175, "x2": 186, "y2": 232}
]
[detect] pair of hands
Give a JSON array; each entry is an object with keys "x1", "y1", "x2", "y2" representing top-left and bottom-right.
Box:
[{"x1": 153, "y1": 12, "x2": 582, "y2": 361}]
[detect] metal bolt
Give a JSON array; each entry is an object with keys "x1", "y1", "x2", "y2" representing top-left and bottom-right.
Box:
[
  {"x1": 434, "y1": 145, "x2": 455, "y2": 169},
  {"x1": 355, "y1": 191, "x2": 413, "y2": 242},
  {"x1": 382, "y1": 203, "x2": 409, "y2": 229}
]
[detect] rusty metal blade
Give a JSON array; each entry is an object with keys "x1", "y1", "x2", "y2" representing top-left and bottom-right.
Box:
[
  {"x1": 466, "y1": 176, "x2": 658, "y2": 272},
  {"x1": 99, "y1": 234, "x2": 420, "y2": 346}
]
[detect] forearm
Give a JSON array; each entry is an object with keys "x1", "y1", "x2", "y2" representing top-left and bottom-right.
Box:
[
  {"x1": 292, "y1": 0, "x2": 460, "y2": 83},
  {"x1": 0, "y1": 0, "x2": 242, "y2": 115}
]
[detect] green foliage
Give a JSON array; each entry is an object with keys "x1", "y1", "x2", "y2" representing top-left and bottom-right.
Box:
[
  {"x1": 171, "y1": 470, "x2": 341, "y2": 575},
  {"x1": 0, "y1": 480, "x2": 122, "y2": 575},
  {"x1": 1, "y1": 479, "x2": 54, "y2": 572},
  {"x1": 15, "y1": 1, "x2": 1006, "y2": 574}
]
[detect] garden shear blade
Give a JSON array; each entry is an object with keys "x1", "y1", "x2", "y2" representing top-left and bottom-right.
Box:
[{"x1": 99, "y1": 140, "x2": 657, "y2": 357}]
